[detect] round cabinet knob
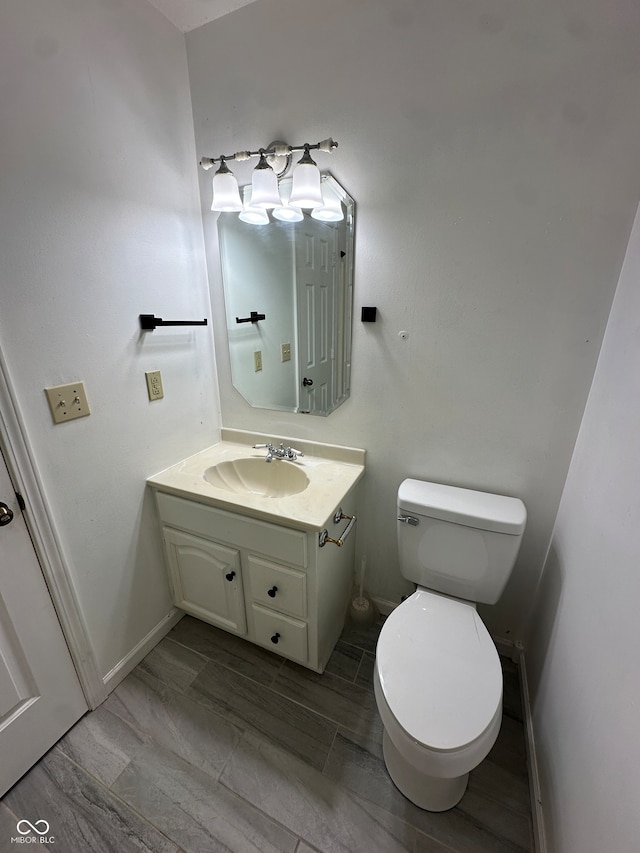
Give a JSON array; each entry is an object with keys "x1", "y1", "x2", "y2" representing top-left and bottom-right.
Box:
[
  {"x1": 225, "y1": 570, "x2": 236, "y2": 582},
  {"x1": 270, "y1": 632, "x2": 280, "y2": 644},
  {"x1": 267, "y1": 585, "x2": 278, "y2": 598},
  {"x1": 0, "y1": 502, "x2": 14, "y2": 526}
]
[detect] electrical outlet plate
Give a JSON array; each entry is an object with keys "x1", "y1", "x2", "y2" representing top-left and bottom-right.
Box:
[
  {"x1": 254, "y1": 351, "x2": 262, "y2": 372},
  {"x1": 45, "y1": 381, "x2": 91, "y2": 424},
  {"x1": 145, "y1": 370, "x2": 164, "y2": 400},
  {"x1": 281, "y1": 343, "x2": 291, "y2": 363}
]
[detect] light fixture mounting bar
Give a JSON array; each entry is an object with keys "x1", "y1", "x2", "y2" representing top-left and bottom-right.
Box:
[{"x1": 200, "y1": 138, "x2": 337, "y2": 170}]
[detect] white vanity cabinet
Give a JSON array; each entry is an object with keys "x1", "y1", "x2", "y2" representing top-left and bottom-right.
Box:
[{"x1": 153, "y1": 490, "x2": 357, "y2": 673}]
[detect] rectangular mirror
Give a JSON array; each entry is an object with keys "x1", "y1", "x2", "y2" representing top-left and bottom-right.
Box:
[{"x1": 217, "y1": 174, "x2": 355, "y2": 416}]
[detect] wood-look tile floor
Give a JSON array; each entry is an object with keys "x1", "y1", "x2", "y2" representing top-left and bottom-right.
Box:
[{"x1": 1, "y1": 616, "x2": 534, "y2": 852}]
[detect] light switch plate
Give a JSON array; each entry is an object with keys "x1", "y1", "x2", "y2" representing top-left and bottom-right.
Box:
[
  {"x1": 254, "y1": 351, "x2": 262, "y2": 372},
  {"x1": 281, "y1": 343, "x2": 291, "y2": 363},
  {"x1": 45, "y1": 382, "x2": 91, "y2": 424},
  {"x1": 145, "y1": 370, "x2": 164, "y2": 400}
]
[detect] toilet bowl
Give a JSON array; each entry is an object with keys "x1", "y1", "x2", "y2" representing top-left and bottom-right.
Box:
[
  {"x1": 373, "y1": 479, "x2": 526, "y2": 811},
  {"x1": 374, "y1": 588, "x2": 503, "y2": 811}
]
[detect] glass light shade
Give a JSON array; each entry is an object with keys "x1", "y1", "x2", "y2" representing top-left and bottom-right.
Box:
[
  {"x1": 311, "y1": 184, "x2": 344, "y2": 221},
  {"x1": 272, "y1": 183, "x2": 303, "y2": 222},
  {"x1": 272, "y1": 204, "x2": 304, "y2": 222},
  {"x1": 239, "y1": 186, "x2": 269, "y2": 224},
  {"x1": 211, "y1": 169, "x2": 243, "y2": 212},
  {"x1": 288, "y1": 161, "x2": 323, "y2": 208},
  {"x1": 250, "y1": 158, "x2": 282, "y2": 208},
  {"x1": 239, "y1": 206, "x2": 269, "y2": 224}
]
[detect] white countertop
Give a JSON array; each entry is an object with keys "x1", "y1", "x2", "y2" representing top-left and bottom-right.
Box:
[{"x1": 147, "y1": 430, "x2": 366, "y2": 530}]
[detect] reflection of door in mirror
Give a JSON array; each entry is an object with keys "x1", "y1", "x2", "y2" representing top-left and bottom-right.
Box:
[
  {"x1": 296, "y1": 220, "x2": 337, "y2": 414},
  {"x1": 218, "y1": 173, "x2": 354, "y2": 416}
]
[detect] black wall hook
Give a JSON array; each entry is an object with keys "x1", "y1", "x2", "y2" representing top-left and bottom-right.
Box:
[{"x1": 140, "y1": 314, "x2": 208, "y2": 331}]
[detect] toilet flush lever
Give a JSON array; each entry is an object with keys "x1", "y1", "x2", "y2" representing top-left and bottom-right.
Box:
[{"x1": 398, "y1": 515, "x2": 419, "y2": 526}]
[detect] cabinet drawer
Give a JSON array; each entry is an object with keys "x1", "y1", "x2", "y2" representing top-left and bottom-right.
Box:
[
  {"x1": 251, "y1": 605, "x2": 307, "y2": 664},
  {"x1": 155, "y1": 491, "x2": 308, "y2": 567},
  {"x1": 247, "y1": 555, "x2": 306, "y2": 619}
]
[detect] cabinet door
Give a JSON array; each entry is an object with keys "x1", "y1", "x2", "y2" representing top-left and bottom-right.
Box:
[{"x1": 162, "y1": 527, "x2": 246, "y2": 635}]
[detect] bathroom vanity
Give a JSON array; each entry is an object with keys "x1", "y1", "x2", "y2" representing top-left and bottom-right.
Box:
[{"x1": 148, "y1": 430, "x2": 365, "y2": 673}]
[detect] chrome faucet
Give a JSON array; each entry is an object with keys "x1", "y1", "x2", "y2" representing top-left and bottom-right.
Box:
[{"x1": 253, "y1": 442, "x2": 304, "y2": 462}]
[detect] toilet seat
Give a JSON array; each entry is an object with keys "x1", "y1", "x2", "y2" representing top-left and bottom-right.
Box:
[{"x1": 376, "y1": 589, "x2": 502, "y2": 753}]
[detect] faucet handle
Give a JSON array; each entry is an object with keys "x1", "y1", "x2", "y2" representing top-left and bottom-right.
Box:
[
  {"x1": 286, "y1": 446, "x2": 304, "y2": 460},
  {"x1": 253, "y1": 443, "x2": 274, "y2": 450}
]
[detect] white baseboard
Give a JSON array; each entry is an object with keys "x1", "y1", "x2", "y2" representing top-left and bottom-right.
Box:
[
  {"x1": 518, "y1": 650, "x2": 548, "y2": 853},
  {"x1": 99, "y1": 608, "x2": 184, "y2": 705}
]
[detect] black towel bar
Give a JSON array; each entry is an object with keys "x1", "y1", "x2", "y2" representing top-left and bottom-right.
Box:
[{"x1": 140, "y1": 314, "x2": 208, "y2": 331}]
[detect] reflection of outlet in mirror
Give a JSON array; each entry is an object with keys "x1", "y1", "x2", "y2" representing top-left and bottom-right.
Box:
[
  {"x1": 254, "y1": 351, "x2": 262, "y2": 372},
  {"x1": 281, "y1": 343, "x2": 291, "y2": 363},
  {"x1": 145, "y1": 370, "x2": 164, "y2": 401},
  {"x1": 45, "y1": 382, "x2": 91, "y2": 424}
]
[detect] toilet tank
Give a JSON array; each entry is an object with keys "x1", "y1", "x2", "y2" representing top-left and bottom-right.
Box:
[{"x1": 397, "y1": 479, "x2": 526, "y2": 605}]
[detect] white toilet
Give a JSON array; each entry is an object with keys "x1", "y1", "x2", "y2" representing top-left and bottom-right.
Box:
[{"x1": 374, "y1": 478, "x2": 526, "y2": 812}]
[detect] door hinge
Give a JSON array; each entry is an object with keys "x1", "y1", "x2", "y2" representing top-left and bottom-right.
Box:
[{"x1": 15, "y1": 492, "x2": 26, "y2": 511}]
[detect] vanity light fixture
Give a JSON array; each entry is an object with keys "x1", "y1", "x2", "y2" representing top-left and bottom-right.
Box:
[
  {"x1": 249, "y1": 151, "x2": 282, "y2": 208},
  {"x1": 210, "y1": 158, "x2": 243, "y2": 211},
  {"x1": 201, "y1": 138, "x2": 338, "y2": 221},
  {"x1": 288, "y1": 145, "x2": 324, "y2": 208}
]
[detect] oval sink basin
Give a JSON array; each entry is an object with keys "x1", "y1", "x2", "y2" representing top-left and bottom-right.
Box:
[{"x1": 203, "y1": 458, "x2": 310, "y2": 498}]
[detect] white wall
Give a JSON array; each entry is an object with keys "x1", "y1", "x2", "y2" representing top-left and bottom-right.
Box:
[
  {"x1": 0, "y1": 0, "x2": 220, "y2": 682},
  {"x1": 187, "y1": 0, "x2": 640, "y2": 642},
  {"x1": 526, "y1": 205, "x2": 640, "y2": 852}
]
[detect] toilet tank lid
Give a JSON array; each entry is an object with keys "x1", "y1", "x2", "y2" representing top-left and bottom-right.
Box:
[{"x1": 398, "y1": 479, "x2": 526, "y2": 535}]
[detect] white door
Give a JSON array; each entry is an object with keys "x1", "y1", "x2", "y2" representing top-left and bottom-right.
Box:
[
  {"x1": 296, "y1": 221, "x2": 337, "y2": 415},
  {"x1": 0, "y1": 447, "x2": 87, "y2": 796}
]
